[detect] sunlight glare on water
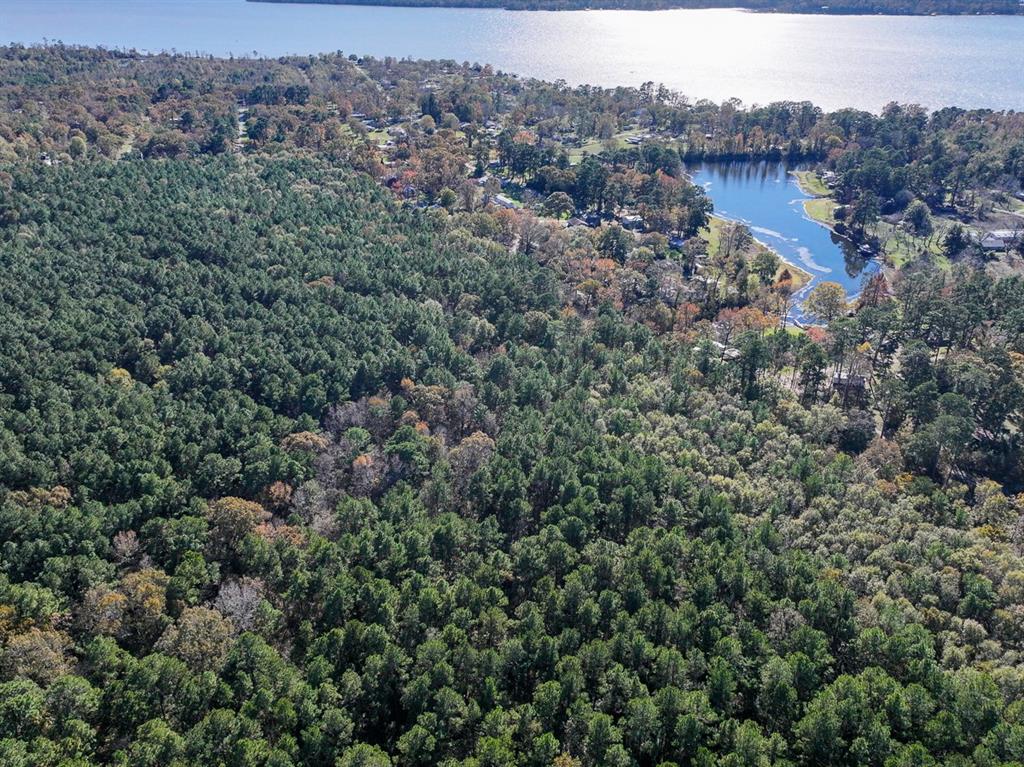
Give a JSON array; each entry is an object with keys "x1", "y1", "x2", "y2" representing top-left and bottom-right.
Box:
[{"x1": 1, "y1": 0, "x2": 1021, "y2": 111}]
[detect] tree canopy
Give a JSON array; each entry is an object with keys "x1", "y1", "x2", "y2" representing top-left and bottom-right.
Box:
[{"x1": 1, "y1": 44, "x2": 1024, "y2": 767}]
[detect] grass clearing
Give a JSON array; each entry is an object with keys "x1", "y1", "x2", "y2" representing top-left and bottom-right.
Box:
[
  {"x1": 569, "y1": 130, "x2": 672, "y2": 164},
  {"x1": 804, "y1": 197, "x2": 837, "y2": 227},
  {"x1": 792, "y1": 170, "x2": 831, "y2": 198},
  {"x1": 700, "y1": 215, "x2": 724, "y2": 256},
  {"x1": 792, "y1": 171, "x2": 838, "y2": 229},
  {"x1": 871, "y1": 218, "x2": 952, "y2": 270}
]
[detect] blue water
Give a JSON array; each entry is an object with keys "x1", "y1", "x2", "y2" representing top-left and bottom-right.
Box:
[
  {"x1": 690, "y1": 162, "x2": 879, "y2": 323},
  {"x1": 2, "y1": 1, "x2": 1024, "y2": 111}
]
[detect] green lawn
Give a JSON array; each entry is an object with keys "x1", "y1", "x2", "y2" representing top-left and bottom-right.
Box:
[
  {"x1": 871, "y1": 218, "x2": 952, "y2": 270},
  {"x1": 792, "y1": 170, "x2": 831, "y2": 198},
  {"x1": 791, "y1": 170, "x2": 955, "y2": 271},
  {"x1": 568, "y1": 130, "x2": 674, "y2": 164},
  {"x1": 700, "y1": 215, "x2": 724, "y2": 257},
  {"x1": 803, "y1": 197, "x2": 837, "y2": 227},
  {"x1": 793, "y1": 171, "x2": 838, "y2": 228}
]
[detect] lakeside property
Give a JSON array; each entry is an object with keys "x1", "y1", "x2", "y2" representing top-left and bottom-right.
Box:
[
  {"x1": 792, "y1": 170, "x2": 1024, "y2": 275},
  {"x1": 702, "y1": 214, "x2": 813, "y2": 290},
  {"x1": 3, "y1": 44, "x2": 1022, "y2": 330},
  {"x1": 691, "y1": 163, "x2": 879, "y2": 323},
  {"x1": 4, "y1": 2, "x2": 1024, "y2": 111}
]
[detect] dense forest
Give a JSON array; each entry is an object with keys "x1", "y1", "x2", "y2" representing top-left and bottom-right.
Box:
[
  {"x1": 251, "y1": 0, "x2": 1024, "y2": 14},
  {"x1": 2, "y1": 45, "x2": 1024, "y2": 767}
]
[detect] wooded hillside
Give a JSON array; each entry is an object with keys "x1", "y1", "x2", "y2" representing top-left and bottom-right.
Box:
[{"x1": 1, "y1": 46, "x2": 1024, "y2": 767}]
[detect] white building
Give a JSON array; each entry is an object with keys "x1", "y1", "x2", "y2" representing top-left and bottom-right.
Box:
[{"x1": 491, "y1": 194, "x2": 518, "y2": 209}]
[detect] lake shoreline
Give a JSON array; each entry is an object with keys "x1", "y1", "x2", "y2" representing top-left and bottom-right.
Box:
[
  {"x1": 4, "y1": 3, "x2": 1023, "y2": 112},
  {"x1": 791, "y1": 170, "x2": 907, "y2": 287},
  {"x1": 705, "y1": 214, "x2": 815, "y2": 293},
  {"x1": 791, "y1": 169, "x2": 895, "y2": 288},
  {"x1": 791, "y1": 171, "x2": 839, "y2": 229},
  {"x1": 693, "y1": 162, "x2": 880, "y2": 322},
  {"x1": 709, "y1": 212, "x2": 819, "y2": 328}
]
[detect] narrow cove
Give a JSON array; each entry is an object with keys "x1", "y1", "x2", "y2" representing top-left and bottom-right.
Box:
[{"x1": 690, "y1": 161, "x2": 880, "y2": 324}]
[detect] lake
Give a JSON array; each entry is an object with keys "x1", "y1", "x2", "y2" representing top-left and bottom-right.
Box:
[
  {"x1": 690, "y1": 162, "x2": 879, "y2": 323},
  {"x1": 3, "y1": 0, "x2": 1024, "y2": 112}
]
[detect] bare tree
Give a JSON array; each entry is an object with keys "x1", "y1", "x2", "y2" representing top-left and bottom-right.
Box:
[{"x1": 212, "y1": 577, "x2": 266, "y2": 634}]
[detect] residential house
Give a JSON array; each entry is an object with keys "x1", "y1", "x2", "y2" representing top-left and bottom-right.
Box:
[
  {"x1": 491, "y1": 194, "x2": 518, "y2": 209},
  {"x1": 980, "y1": 229, "x2": 1021, "y2": 251},
  {"x1": 832, "y1": 373, "x2": 868, "y2": 405},
  {"x1": 619, "y1": 214, "x2": 644, "y2": 231}
]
